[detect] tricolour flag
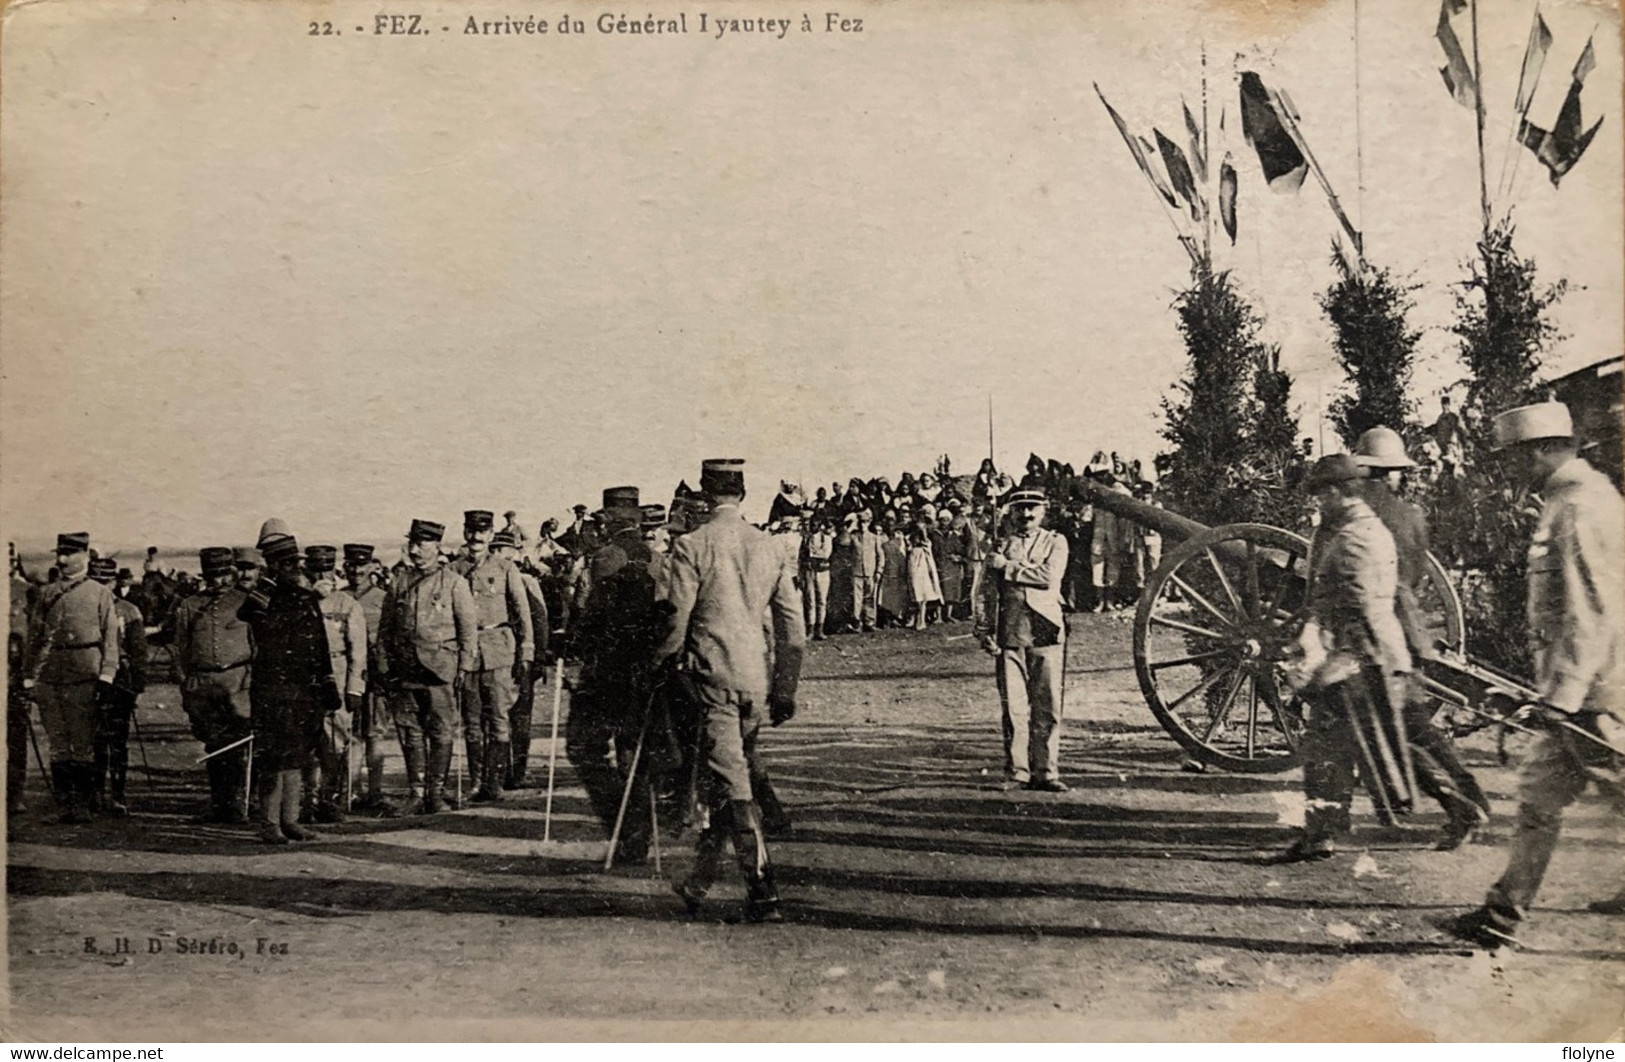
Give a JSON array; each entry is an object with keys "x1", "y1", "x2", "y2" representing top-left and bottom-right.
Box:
[
  {"x1": 1518, "y1": 34, "x2": 1604, "y2": 187},
  {"x1": 1436, "y1": 0, "x2": 1478, "y2": 110},
  {"x1": 1513, "y1": 10, "x2": 1552, "y2": 116},
  {"x1": 1218, "y1": 153, "x2": 1238, "y2": 243},
  {"x1": 1095, "y1": 84, "x2": 1181, "y2": 210},
  {"x1": 1155, "y1": 128, "x2": 1202, "y2": 220},
  {"x1": 1238, "y1": 72, "x2": 1307, "y2": 191},
  {"x1": 1182, "y1": 100, "x2": 1207, "y2": 182}
]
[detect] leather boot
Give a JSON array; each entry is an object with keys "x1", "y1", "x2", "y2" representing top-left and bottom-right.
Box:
[
  {"x1": 676, "y1": 802, "x2": 734, "y2": 915},
  {"x1": 59, "y1": 762, "x2": 95, "y2": 824},
  {"x1": 280, "y1": 770, "x2": 314, "y2": 840},
  {"x1": 731, "y1": 800, "x2": 782, "y2": 923},
  {"x1": 478, "y1": 741, "x2": 507, "y2": 804},
  {"x1": 753, "y1": 770, "x2": 792, "y2": 837},
  {"x1": 385, "y1": 732, "x2": 426, "y2": 817},
  {"x1": 423, "y1": 741, "x2": 452, "y2": 814},
  {"x1": 466, "y1": 732, "x2": 488, "y2": 802},
  {"x1": 107, "y1": 730, "x2": 129, "y2": 816}
]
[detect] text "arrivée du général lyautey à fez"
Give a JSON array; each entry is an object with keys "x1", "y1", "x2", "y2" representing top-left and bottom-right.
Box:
[{"x1": 307, "y1": 12, "x2": 865, "y2": 38}]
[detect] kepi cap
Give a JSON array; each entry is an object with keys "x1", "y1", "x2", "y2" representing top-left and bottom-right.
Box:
[
  {"x1": 343, "y1": 543, "x2": 375, "y2": 566},
  {"x1": 55, "y1": 532, "x2": 91, "y2": 554},
  {"x1": 88, "y1": 556, "x2": 117, "y2": 582},
  {"x1": 491, "y1": 529, "x2": 519, "y2": 550},
  {"x1": 408, "y1": 519, "x2": 445, "y2": 543},
  {"x1": 233, "y1": 547, "x2": 263, "y2": 568},
  {"x1": 304, "y1": 545, "x2": 338, "y2": 573},
  {"x1": 463, "y1": 510, "x2": 495, "y2": 532},
  {"x1": 199, "y1": 546, "x2": 235, "y2": 576},
  {"x1": 603, "y1": 486, "x2": 640, "y2": 512},
  {"x1": 700, "y1": 458, "x2": 746, "y2": 496}
]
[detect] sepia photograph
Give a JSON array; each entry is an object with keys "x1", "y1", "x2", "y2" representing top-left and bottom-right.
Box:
[{"x1": 1, "y1": 0, "x2": 1621, "y2": 1042}]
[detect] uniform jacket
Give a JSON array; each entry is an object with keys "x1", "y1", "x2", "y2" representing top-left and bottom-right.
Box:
[
  {"x1": 378, "y1": 565, "x2": 477, "y2": 686},
  {"x1": 518, "y1": 569, "x2": 551, "y2": 660},
  {"x1": 172, "y1": 586, "x2": 254, "y2": 681},
  {"x1": 658, "y1": 504, "x2": 806, "y2": 702},
  {"x1": 1527, "y1": 457, "x2": 1625, "y2": 719},
  {"x1": 112, "y1": 597, "x2": 148, "y2": 694},
  {"x1": 1362, "y1": 484, "x2": 1433, "y2": 661},
  {"x1": 852, "y1": 529, "x2": 886, "y2": 580},
  {"x1": 801, "y1": 530, "x2": 834, "y2": 571},
  {"x1": 1306, "y1": 496, "x2": 1411, "y2": 679},
  {"x1": 976, "y1": 527, "x2": 1069, "y2": 647},
  {"x1": 453, "y1": 551, "x2": 534, "y2": 670},
  {"x1": 238, "y1": 580, "x2": 335, "y2": 691},
  {"x1": 26, "y1": 573, "x2": 119, "y2": 685},
  {"x1": 576, "y1": 535, "x2": 663, "y2": 689},
  {"x1": 317, "y1": 587, "x2": 368, "y2": 697},
  {"x1": 351, "y1": 581, "x2": 386, "y2": 652}
]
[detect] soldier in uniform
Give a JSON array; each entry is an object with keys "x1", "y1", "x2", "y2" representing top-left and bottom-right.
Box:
[
  {"x1": 567, "y1": 487, "x2": 666, "y2": 862},
  {"x1": 233, "y1": 547, "x2": 262, "y2": 591},
  {"x1": 1273, "y1": 454, "x2": 1413, "y2": 863},
  {"x1": 850, "y1": 509, "x2": 885, "y2": 633},
  {"x1": 377, "y1": 519, "x2": 477, "y2": 816},
  {"x1": 975, "y1": 481, "x2": 1071, "y2": 792},
  {"x1": 452, "y1": 510, "x2": 534, "y2": 804},
  {"x1": 89, "y1": 556, "x2": 146, "y2": 816},
  {"x1": 305, "y1": 545, "x2": 366, "y2": 822},
  {"x1": 171, "y1": 546, "x2": 255, "y2": 824},
  {"x1": 21, "y1": 533, "x2": 119, "y2": 823},
  {"x1": 1353, "y1": 426, "x2": 1490, "y2": 849},
  {"x1": 1447, "y1": 403, "x2": 1625, "y2": 948},
  {"x1": 240, "y1": 529, "x2": 334, "y2": 844},
  {"x1": 343, "y1": 543, "x2": 390, "y2": 810},
  {"x1": 494, "y1": 529, "x2": 549, "y2": 789},
  {"x1": 8, "y1": 545, "x2": 37, "y2": 815},
  {"x1": 663, "y1": 460, "x2": 805, "y2": 923},
  {"x1": 800, "y1": 514, "x2": 834, "y2": 639}
]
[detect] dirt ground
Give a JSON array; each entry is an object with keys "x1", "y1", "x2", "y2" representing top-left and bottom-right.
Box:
[{"x1": 6, "y1": 613, "x2": 1624, "y2": 1041}]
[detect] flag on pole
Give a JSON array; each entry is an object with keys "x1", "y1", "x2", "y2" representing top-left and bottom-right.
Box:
[
  {"x1": 1218, "y1": 153, "x2": 1238, "y2": 242},
  {"x1": 1095, "y1": 84, "x2": 1180, "y2": 210},
  {"x1": 1239, "y1": 71, "x2": 1307, "y2": 191},
  {"x1": 1513, "y1": 10, "x2": 1553, "y2": 115},
  {"x1": 1435, "y1": 0, "x2": 1478, "y2": 110},
  {"x1": 1135, "y1": 136, "x2": 1181, "y2": 207},
  {"x1": 1571, "y1": 33, "x2": 1596, "y2": 85},
  {"x1": 1518, "y1": 35, "x2": 1604, "y2": 187},
  {"x1": 1182, "y1": 100, "x2": 1207, "y2": 181},
  {"x1": 1155, "y1": 129, "x2": 1202, "y2": 220}
]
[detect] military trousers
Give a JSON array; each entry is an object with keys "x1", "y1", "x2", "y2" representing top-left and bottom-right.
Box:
[
  {"x1": 460, "y1": 668, "x2": 515, "y2": 746},
  {"x1": 391, "y1": 684, "x2": 458, "y2": 749},
  {"x1": 1300, "y1": 669, "x2": 1413, "y2": 838},
  {"x1": 852, "y1": 575, "x2": 878, "y2": 629},
  {"x1": 36, "y1": 680, "x2": 98, "y2": 764},
  {"x1": 566, "y1": 683, "x2": 649, "y2": 844},
  {"x1": 802, "y1": 570, "x2": 830, "y2": 635},
  {"x1": 996, "y1": 644, "x2": 1065, "y2": 783},
  {"x1": 1487, "y1": 722, "x2": 1625, "y2": 924}
]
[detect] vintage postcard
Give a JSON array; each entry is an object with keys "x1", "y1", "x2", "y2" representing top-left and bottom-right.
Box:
[{"x1": 2, "y1": 0, "x2": 1621, "y2": 1042}]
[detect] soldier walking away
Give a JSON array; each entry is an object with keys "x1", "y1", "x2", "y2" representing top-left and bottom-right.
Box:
[
  {"x1": 1271, "y1": 454, "x2": 1414, "y2": 863},
  {"x1": 171, "y1": 547, "x2": 254, "y2": 824},
  {"x1": 662, "y1": 459, "x2": 805, "y2": 923},
  {"x1": 343, "y1": 543, "x2": 391, "y2": 811},
  {"x1": 453, "y1": 510, "x2": 535, "y2": 804},
  {"x1": 1445, "y1": 403, "x2": 1625, "y2": 949},
  {"x1": 306, "y1": 546, "x2": 367, "y2": 823},
  {"x1": 495, "y1": 529, "x2": 549, "y2": 789},
  {"x1": 239, "y1": 527, "x2": 333, "y2": 844},
  {"x1": 567, "y1": 486, "x2": 666, "y2": 863},
  {"x1": 377, "y1": 519, "x2": 476, "y2": 816},
  {"x1": 975, "y1": 480, "x2": 1071, "y2": 792},
  {"x1": 88, "y1": 557, "x2": 145, "y2": 816},
  {"x1": 22, "y1": 532, "x2": 119, "y2": 824},
  {"x1": 1353, "y1": 426, "x2": 1490, "y2": 849}
]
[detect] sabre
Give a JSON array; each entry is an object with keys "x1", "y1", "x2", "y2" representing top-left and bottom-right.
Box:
[
  {"x1": 129, "y1": 711, "x2": 156, "y2": 792},
  {"x1": 604, "y1": 709, "x2": 651, "y2": 872},
  {"x1": 542, "y1": 662, "x2": 564, "y2": 843},
  {"x1": 23, "y1": 709, "x2": 58, "y2": 809},
  {"x1": 647, "y1": 777, "x2": 662, "y2": 876},
  {"x1": 197, "y1": 731, "x2": 255, "y2": 762}
]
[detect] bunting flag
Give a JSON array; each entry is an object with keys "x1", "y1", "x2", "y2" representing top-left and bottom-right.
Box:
[
  {"x1": 1518, "y1": 37, "x2": 1604, "y2": 188},
  {"x1": 1572, "y1": 32, "x2": 1596, "y2": 86},
  {"x1": 1435, "y1": 0, "x2": 1477, "y2": 109},
  {"x1": 1239, "y1": 72, "x2": 1308, "y2": 191},
  {"x1": 1218, "y1": 153, "x2": 1238, "y2": 242},
  {"x1": 1155, "y1": 128, "x2": 1202, "y2": 220},
  {"x1": 1095, "y1": 84, "x2": 1182, "y2": 211},
  {"x1": 1513, "y1": 10, "x2": 1552, "y2": 116},
  {"x1": 1182, "y1": 100, "x2": 1207, "y2": 181},
  {"x1": 1137, "y1": 135, "x2": 1182, "y2": 207}
]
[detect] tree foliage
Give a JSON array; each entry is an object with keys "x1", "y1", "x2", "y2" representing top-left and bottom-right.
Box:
[
  {"x1": 1159, "y1": 269, "x2": 1305, "y2": 530},
  {"x1": 1319, "y1": 249, "x2": 1422, "y2": 446}
]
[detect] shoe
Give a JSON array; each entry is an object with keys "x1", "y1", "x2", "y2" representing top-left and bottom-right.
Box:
[
  {"x1": 998, "y1": 776, "x2": 1030, "y2": 792},
  {"x1": 107, "y1": 801, "x2": 129, "y2": 818},
  {"x1": 1180, "y1": 758, "x2": 1208, "y2": 774},
  {"x1": 672, "y1": 880, "x2": 705, "y2": 918},
  {"x1": 281, "y1": 822, "x2": 315, "y2": 842},
  {"x1": 1261, "y1": 836, "x2": 1335, "y2": 864},
  {"x1": 384, "y1": 791, "x2": 423, "y2": 818},
  {"x1": 744, "y1": 899, "x2": 785, "y2": 924},
  {"x1": 1587, "y1": 894, "x2": 1625, "y2": 915},
  {"x1": 259, "y1": 822, "x2": 290, "y2": 845},
  {"x1": 1439, "y1": 908, "x2": 1520, "y2": 950},
  {"x1": 1434, "y1": 804, "x2": 1490, "y2": 851},
  {"x1": 1025, "y1": 778, "x2": 1069, "y2": 793},
  {"x1": 471, "y1": 787, "x2": 499, "y2": 804},
  {"x1": 422, "y1": 793, "x2": 448, "y2": 815}
]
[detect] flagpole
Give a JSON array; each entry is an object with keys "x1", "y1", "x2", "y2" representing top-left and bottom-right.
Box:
[
  {"x1": 1093, "y1": 83, "x2": 1204, "y2": 271},
  {"x1": 1469, "y1": 0, "x2": 1491, "y2": 237},
  {"x1": 987, "y1": 395, "x2": 995, "y2": 471},
  {"x1": 1353, "y1": 0, "x2": 1365, "y2": 240},
  {"x1": 1267, "y1": 87, "x2": 1364, "y2": 262},
  {"x1": 1201, "y1": 41, "x2": 1213, "y2": 270}
]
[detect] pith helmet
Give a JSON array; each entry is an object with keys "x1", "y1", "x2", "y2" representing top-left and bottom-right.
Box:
[
  {"x1": 1491, "y1": 402, "x2": 1574, "y2": 451},
  {"x1": 1352, "y1": 426, "x2": 1416, "y2": 470}
]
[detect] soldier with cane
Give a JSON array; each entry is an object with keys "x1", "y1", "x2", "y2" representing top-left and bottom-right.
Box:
[{"x1": 171, "y1": 547, "x2": 255, "y2": 825}]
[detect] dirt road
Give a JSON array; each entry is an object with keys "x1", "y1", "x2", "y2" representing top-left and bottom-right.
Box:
[{"x1": 7, "y1": 614, "x2": 1623, "y2": 1040}]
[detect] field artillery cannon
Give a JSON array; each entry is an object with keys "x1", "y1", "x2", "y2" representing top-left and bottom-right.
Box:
[{"x1": 1064, "y1": 477, "x2": 1468, "y2": 774}]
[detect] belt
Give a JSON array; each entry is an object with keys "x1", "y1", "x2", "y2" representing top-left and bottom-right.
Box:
[
  {"x1": 477, "y1": 622, "x2": 511, "y2": 632},
  {"x1": 194, "y1": 660, "x2": 250, "y2": 673},
  {"x1": 803, "y1": 559, "x2": 830, "y2": 571},
  {"x1": 54, "y1": 640, "x2": 103, "y2": 651}
]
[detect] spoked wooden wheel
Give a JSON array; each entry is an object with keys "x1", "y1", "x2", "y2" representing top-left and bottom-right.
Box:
[
  {"x1": 1133, "y1": 523, "x2": 1311, "y2": 774},
  {"x1": 1416, "y1": 551, "x2": 1465, "y2": 657}
]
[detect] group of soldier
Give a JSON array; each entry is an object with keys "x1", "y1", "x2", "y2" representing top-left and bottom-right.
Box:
[{"x1": 7, "y1": 396, "x2": 1624, "y2": 942}]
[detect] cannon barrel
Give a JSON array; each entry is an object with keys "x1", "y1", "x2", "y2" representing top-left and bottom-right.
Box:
[{"x1": 1067, "y1": 476, "x2": 1213, "y2": 544}]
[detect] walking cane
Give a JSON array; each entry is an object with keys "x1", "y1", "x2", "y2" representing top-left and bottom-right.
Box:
[
  {"x1": 129, "y1": 711, "x2": 156, "y2": 792},
  {"x1": 542, "y1": 662, "x2": 564, "y2": 843},
  {"x1": 647, "y1": 777, "x2": 662, "y2": 875},
  {"x1": 23, "y1": 710, "x2": 59, "y2": 809},
  {"x1": 200, "y1": 731, "x2": 257, "y2": 818},
  {"x1": 603, "y1": 712, "x2": 651, "y2": 871}
]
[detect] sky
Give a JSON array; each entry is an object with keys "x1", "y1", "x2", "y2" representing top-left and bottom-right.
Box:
[{"x1": 1, "y1": 0, "x2": 1620, "y2": 555}]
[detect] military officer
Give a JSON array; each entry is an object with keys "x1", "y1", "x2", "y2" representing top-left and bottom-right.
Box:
[
  {"x1": 494, "y1": 529, "x2": 549, "y2": 788},
  {"x1": 975, "y1": 481, "x2": 1071, "y2": 792},
  {"x1": 342, "y1": 544, "x2": 390, "y2": 809},
  {"x1": 377, "y1": 519, "x2": 477, "y2": 815},
  {"x1": 171, "y1": 546, "x2": 255, "y2": 823},
  {"x1": 240, "y1": 529, "x2": 334, "y2": 844},
  {"x1": 1447, "y1": 403, "x2": 1625, "y2": 948},
  {"x1": 89, "y1": 556, "x2": 146, "y2": 816},
  {"x1": 305, "y1": 545, "x2": 366, "y2": 822},
  {"x1": 1353, "y1": 426, "x2": 1490, "y2": 849},
  {"x1": 662, "y1": 460, "x2": 805, "y2": 923},
  {"x1": 452, "y1": 510, "x2": 534, "y2": 803},
  {"x1": 233, "y1": 547, "x2": 262, "y2": 591},
  {"x1": 22, "y1": 532, "x2": 119, "y2": 823},
  {"x1": 568, "y1": 487, "x2": 666, "y2": 862},
  {"x1": 1274, "y1": 454, "x2": 1413, "y2": 863}
]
